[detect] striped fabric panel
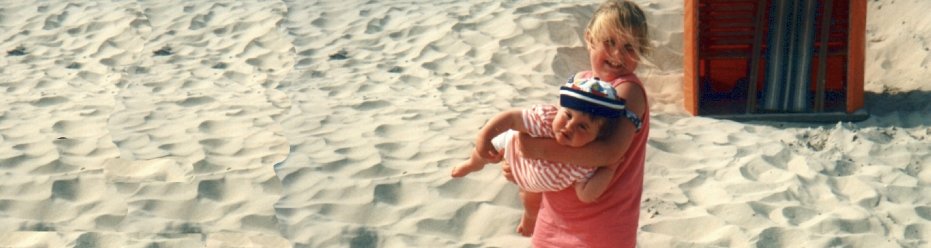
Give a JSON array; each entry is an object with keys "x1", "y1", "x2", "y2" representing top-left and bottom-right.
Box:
[
  {"x1": 523, "y1": 105, "x2": 557, "y2": 138},
  {"x1": 514, "y1": 159, "x2": 589, "y2": 192}
]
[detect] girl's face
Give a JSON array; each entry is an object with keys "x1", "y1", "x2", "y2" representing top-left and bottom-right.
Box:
[
  {"x1": 586, "y1": 30, "x2": 639, "y2": 82},
  {"x1": 552, "y1": 107, "x2": 603, "y2": 147}
]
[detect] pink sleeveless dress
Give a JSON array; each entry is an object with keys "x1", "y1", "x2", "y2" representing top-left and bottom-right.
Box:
[{"x1": 531, "y1": 71, "x2": 649, "y2": 248}]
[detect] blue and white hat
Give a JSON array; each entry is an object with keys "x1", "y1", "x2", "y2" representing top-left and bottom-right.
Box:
[{"x1": 559, "y1": 77, "x2": 625, "y2": 118}]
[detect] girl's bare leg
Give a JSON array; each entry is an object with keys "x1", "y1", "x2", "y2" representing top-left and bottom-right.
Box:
[{"x1": 517, "y1": 190, "x2": 542, "y2": 237}]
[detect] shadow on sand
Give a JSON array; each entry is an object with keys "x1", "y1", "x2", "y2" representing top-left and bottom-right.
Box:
[{"x1": 730, "y1": 90, "x2": 931, "y2": 129}]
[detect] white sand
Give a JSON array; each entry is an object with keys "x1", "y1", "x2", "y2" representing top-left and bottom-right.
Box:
[{"x1": 0, "y1": 0, "x2": 928, "y2": 247}]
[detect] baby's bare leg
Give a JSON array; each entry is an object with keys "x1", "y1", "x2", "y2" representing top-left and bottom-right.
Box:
[
  {"x1": 517, "y1": 190, "x2": 542, "y2": 237},
  {"x1": 451, "y1": 149, "x2": 489, "y2": 177}
]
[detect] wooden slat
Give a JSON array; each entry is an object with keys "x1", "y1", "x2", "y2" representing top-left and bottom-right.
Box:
[
  {"x1": 699, "y1": 49, "x2": 753, "y2": 59},
  {"x1": 700, "y1": 0, "x2": 757, "y2": 3},
  {"x1": 701, "y1": 22, "x2": 756, "y2": 29},
  {"x1": 701, "y1": 48, "x2": 848, "y2": 59},
  {"x1": 703, "y1": 40, "x2": 756, "y2": 46},
  {"x1": 701, "y1": 31, "x2": 754, "y2": 37},
  {"x1": 698, "y1": 5, "x2": 754, "y2": 12},
  {"x1": 702, "y1": 33, "x2": 754, "y2": 39}
]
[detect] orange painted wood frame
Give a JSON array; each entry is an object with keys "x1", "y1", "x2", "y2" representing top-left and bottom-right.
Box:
[
  {"x1": 847, "y1": 0, "x2": 865, "y2": 113},
  {"x1": 683, "y1": 0, "x2": 699, "y2": 115}
]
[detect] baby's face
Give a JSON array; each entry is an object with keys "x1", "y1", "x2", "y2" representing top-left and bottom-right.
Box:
[{"x1": 552, "y1": 108, "x2": 603, "y2": 147}]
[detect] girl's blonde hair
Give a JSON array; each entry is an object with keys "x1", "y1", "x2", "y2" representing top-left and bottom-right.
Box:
[{"x1": 586, "y1": 0, "x2": 651, "y2": 60}]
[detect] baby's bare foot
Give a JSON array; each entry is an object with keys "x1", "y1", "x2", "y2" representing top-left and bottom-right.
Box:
[
  {"x1": 451, "y1": 160, "x2": 483, "y2": 177},
  {"x1": 516, "y1": 211, "x2": 537, "y2": 237}
]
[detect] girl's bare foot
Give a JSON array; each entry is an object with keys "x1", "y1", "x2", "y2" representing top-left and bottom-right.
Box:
[{"x1": 516, "y1": 211, "x2": 537, "y2": 237}]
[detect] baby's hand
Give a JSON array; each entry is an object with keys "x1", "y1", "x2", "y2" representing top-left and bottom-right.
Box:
[
  {"x1": 474, "y1": 139, "x2": 502, "y2": 163},
  {"x1": 501, "y1": 162, "x2": 515, "y2": 183}
]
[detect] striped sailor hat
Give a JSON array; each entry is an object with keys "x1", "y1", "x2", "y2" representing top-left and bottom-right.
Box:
[{"x1": 559, "y1": 77, "x2": 625, "y2": 118}]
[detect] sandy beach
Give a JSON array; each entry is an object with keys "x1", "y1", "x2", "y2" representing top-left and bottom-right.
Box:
[{"x1": 0, "y1": 0, "x2": 929, "y2": 247}]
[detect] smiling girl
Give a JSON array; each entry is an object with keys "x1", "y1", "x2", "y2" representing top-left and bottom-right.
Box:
[{"x1": 507, "y1": 1, "x2": 652, "y2": 247}]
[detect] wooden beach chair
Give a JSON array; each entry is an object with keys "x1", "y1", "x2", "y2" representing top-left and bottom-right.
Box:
[{"x1": 683, "y1": 0, "x2": 868, "y2": 122}]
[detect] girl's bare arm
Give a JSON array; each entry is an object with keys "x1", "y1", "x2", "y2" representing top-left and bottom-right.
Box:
[{"x1": 575, "y1": 164, "x2": 618, "y2": 203}]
